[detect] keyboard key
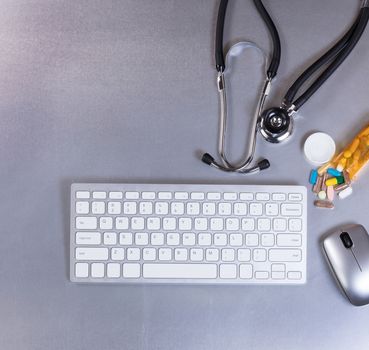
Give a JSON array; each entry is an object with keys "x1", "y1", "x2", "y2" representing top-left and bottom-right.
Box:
[
  {"x1": 111, "y1": 248, "x2": 125, "y2": 260},
  {"x1": 214, "y1": 233, "x2": 227, "y2": 246},
  {"x1": 171, "y1": 202, "x2": 184, "y2": 215},
  {"x1": 242, "y1": 218, "x2": 255, "y2": 231},
  {"x1": 91, "y1": 263, "x2": 105, "y2": 277},
  {"x1": 226, "y1": 218, "x2": 239, "y2": 231},
  {"x1": 183, "y1": 233, "x2": 196, "y2": 246},
  {"x1": 234, "y1": 203, "x2": 247, "y2": 215},
  {"x1": 277, "y1": 234, "x2": 302, "y2": 247},
  {"x1": 199, "y1": 233, "x2": 212, "y2": 246},
  {"x1": 155, "y1": 202, "x2": 169, "y2": 215},
  {"x1": 288, "y1": 193, "x2": 303, "y2": 201},
  {"x1": 203, "y1": 203, "x2": 216, "y2": 215},
  {"x1": 190, "y1": 248, "x2": 204, "y2": 261},
  {"x1": 93, "y1": 191, "x2": 106, "y2": 199},
  {"x1": 187, "y1": 202, "x2": 200, "y2": 215},
  {"x1": 219, "y1": 203, "x2": 232, "y2": 215},
  {"x1": 125, "y1": 192, "x2": 139, "y2": 199},
  {"x1": 175, "y1": 248, "x2": 188, "y2": 261},
  {"x1": 261, "y1": 233, "x2": 274, "y2": 247},
  {"x1": 245, "y1": 234, "x2": 258, "y2": 247},
  {"x1": 175, "y1": 192, "x2": 188, "y2": 200},
  {"x1": 143, "y1": 263, "x2": 217, "y2": 279},
  {"x1": 107, "y1": 263, "x2": 120, "y2": 278},
  {"x1": 289, "y1": 218, "x2": 302, "y2": 232},
  {"x1": 221, "y1": 249, "x2": 235, "y2": 262},
  {"x1": 76, "y1": 201, "x2": 89, "y2": 214},
  {"x1": 76, "y1": 217, "x2": 97, "y2": 230},
  {"x1": 104, "y1": 232, "x2": 117, "y2": 245},
  {"x1": 127, "y1": 248, "x2": 140, "y2": 261},
  {"x1": 163, "y1": 217, "x2": 176, "y2": 230},
  {"x1": 240, "y1": 192, "x2": 253, "y2": 200},
  {"x1": 272, "y1": 271, "x2": 285, "y2": 279},
  {"x1": 237, "y1": 249, "x2": 251, "y2": 262},
  {"x1": 142, "y1": 192, "x2": 155, "y2": 199},
  {"x1": 131, "y1": 217, "x2": 145, "y2": 230},
  {"x1": 167, "y1": 233, "x2": 180, "y2": 246},
  {"x1": 76, "y1": 248, "x2": 109, "y2": 261},
  {"x1": 206, "y1": 248, "x2": 219, "y2": 261},
  {"x1": 109, "y1": 191, "x2": 123, "y2": 199},
  {"x1": 191, "y1": 192, "x2": 205, "y2": 200},
  {"x1": 255, "y1": 271, "x2": 269, "y2": 279},
  {"x1": 158, "y1": 192, "x2": 172, "y2": 199},
  {"x1": 92, "y1": 202, "x2": 105, "y2": 214},
  {"x1": 229, "y1": 234, "x2": 242, "y2": 247},
  {"x1": 249, "y1": 203, "x2": 262, "y2": 216},
  {"x1": 158, "y1": 248, "x2": 172, "y2": 261},
  {"x1": 124, "y1": 202, "x2": 137, "y2": 215},
  {"x1": 116, "y1": 217, "x2": 129, "y2": 230},
  {"x1": 253, "y1": 248, "x2": 267, "y2": 262},
  {"x1": 281, "y1": 203, "x2": 302, "y2": 217},
  {"x1": 140, "y1": 202, "x2": 153, "y2": 215},
  {"x1": 269, "y1": 249, "x2": 302, "y2": 262},
  {"x1": 207, "y1": 192, "x2": 221, "y2": 200},
  {"x1": 287, "y1": 271, "x2": 302, "y2": 280},
  {"x1": 210, "y1": 218, "x2": 223, "y2": 231},
  {"x1": 272, "y1": 193, "x2": 286, "y2": 201},
  {"x1": 195, "y1": 218, "x2": 208, "y2": 231},
  {"x1": 135, "y1": 233, "x2": 149, "y2": 246},
  {"x1": 273, "y1": 218, "x2": 287, "y2": 232},
  {"x1": 256, "y1": 193, "x2": 270, "y2": 201},
  {"x1": 108, "y1": 202, "x2": 121, "y2": 215},
  {"x1": 240, "y1": 264, "x2": 253, "y2": 279},
  {"x1": 265, "y1": 203, "x2": 278, "y2": 216},
  {"x1": 257, "y1": 218, "x2": 271, "y2": 231},
  {"x1": 147, "y1": 217, "x2": 161, "y2": 230},
  {"x1": 100, "y1": 217, "x2": 113, "y2": 230},
  {"x1": 119, "y1": 232, "x2": 133, "y2": 245},
  {"x1": 123, "y1": 263, "x2": 141, "y2": 278},
  {"x1": 151, "y1": 232, "x2": 164, "y2": 245},
  {"x1": 224, "y1": 192, "x2": 237, "y2": 200},
  {"x1": 179, "y1": 218, "x2": 192, "y2": 231},
  {"x1": 76, "y1": 191, "x2": 90, "y2": 199},
  {"x1": 76, "y1": 232, "x2": 101, "y2": 245},
  {"x1": 143, "y1": 248, "x2": 156, "y2": 261},
  {"x1": 75, "y1": 263, "x2": 89, "y2": 278},
  {"x1": 220, "y1": 264, "x2": 237, "y2": 278}
]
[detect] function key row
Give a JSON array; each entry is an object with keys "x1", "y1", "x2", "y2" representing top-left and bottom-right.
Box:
[{"x1": 76, "y1": 191, "x2": 303, "y2": 202}]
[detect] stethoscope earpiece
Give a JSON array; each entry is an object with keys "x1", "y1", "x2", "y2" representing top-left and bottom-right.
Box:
[{"x1": 258, "y1": 107, "x2": 293, "y2": 144}]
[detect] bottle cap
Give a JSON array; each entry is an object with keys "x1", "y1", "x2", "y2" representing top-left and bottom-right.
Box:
[{"x1": 304, "y1": 132, "x2": 336, "y2": 166}]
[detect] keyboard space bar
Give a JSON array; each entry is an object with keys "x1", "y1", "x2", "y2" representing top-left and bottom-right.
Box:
[{"x1": 143, "y1": 264, "x2": 217, "y2": 279}]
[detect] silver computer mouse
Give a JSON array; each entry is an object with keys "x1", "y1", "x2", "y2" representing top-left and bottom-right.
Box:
[{"x1": 322, "y1": 224, "x2": 369, "y2": 306}]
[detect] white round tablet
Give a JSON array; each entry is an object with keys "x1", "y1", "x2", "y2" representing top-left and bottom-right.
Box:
[{"x1": 304, "y1": 132, "x2": 336, "y2": 166}]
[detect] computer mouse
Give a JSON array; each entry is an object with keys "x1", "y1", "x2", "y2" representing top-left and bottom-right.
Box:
[{"x1": 322, "y1": 224, "x2": 369, "y2": 306}]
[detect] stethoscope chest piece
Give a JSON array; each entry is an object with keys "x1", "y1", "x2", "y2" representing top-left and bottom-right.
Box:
[{"x1": 258, "y1": 107, "x2": 293, "y2": 143}]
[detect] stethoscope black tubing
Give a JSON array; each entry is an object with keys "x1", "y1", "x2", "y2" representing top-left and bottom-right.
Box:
[
  {"x1": 214, "y1": 0, "x2": 280, "y2": 77},
  {"x1": 292, "y1": 7, "x2": 369, "y2": 110},
  {"x1": 284, "y1": 17, "x2": 360, "y2": 106},
  {"x1": 252, "y1": 0, "x2": 281, "y2": 79},
  {"x1": 215, "y1": 0, "x2": 228, "y2": 72}
]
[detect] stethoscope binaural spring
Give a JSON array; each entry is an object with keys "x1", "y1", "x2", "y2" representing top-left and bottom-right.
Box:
[{"x1": 201, "y1": 0, "x2": 369, "y2": 174}]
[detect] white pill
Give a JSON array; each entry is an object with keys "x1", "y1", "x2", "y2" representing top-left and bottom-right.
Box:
[
  {"x1": 318, "y1": 190, "x2": 327, "y2": 200},
  {"x1": 338, "y1": 186, "x2": 353, "y2": 199}
]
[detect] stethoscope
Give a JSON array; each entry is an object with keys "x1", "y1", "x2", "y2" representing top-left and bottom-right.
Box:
[{"x1": 202, "y1": 0, "x2": 369, "y2": 174}]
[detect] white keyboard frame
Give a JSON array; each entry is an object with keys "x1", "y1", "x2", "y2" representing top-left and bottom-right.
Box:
[{"x1": 70, "y1": 183, "x2": 307, "y2": 284}]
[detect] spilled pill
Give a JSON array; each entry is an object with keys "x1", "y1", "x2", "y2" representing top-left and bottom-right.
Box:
[
  {"x1": 327, "y1": 168, "x2": 342, "y2": 177},
  {"x1": 309, "y1": 169, "x2": 318, "y2": 184},
  {"x1": 327, "y1": 186, "x2": 334, "y2": 201},
  {"x1": 318, "y1": 190, "x2": 327, "y2": 200},
  {"x1": 325, "y1": 178, "x2": 338, "y2": 186},
  {"x1": 314, "y1": 200, "x2": 334, "y2": 209},
  {"x1": 338, "y1": 186, "x2": 353, "y2": 199}
]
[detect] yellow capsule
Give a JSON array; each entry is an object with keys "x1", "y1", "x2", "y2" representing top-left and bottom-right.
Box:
[
  {"x1": 343, "y1": 150, "x2": 352, "y2": 158},
  {"x1": 349, "y1": 138, "x2": 360, "y2": 154},
  {"x1": 325, "y1": 178, "x2": 338, "y2": 186}
]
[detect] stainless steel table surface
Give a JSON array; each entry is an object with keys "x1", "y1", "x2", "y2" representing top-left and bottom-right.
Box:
[{"x1": 1, "y1": 1, "x2": 369, "y2": 349}]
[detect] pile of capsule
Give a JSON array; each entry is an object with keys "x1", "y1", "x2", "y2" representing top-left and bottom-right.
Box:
[{"x1": 309, "y1": 167, "x2": 352, "y2": 209}]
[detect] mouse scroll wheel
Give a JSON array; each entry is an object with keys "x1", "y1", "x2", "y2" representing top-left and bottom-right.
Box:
[{"x1": 340, "y1": 232, "x2": 353, "y2": 248}]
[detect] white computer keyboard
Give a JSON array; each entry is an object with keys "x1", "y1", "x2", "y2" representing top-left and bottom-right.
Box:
[{"x1": 70, "y1": 183, "x2": 307, "y2": 284}]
